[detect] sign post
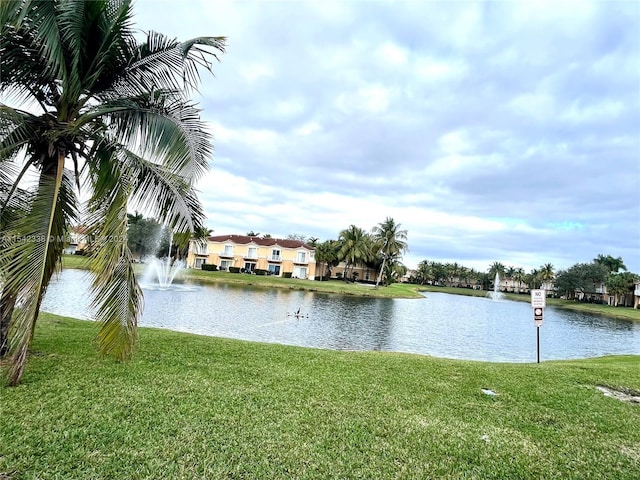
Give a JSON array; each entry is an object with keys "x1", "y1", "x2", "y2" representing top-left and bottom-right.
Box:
[{"x1": 531, "y1": 290, "x2": 546, "y2": 363}]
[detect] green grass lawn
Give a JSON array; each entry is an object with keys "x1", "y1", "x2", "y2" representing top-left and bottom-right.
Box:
[{"x1": 2, "y1": 314, "x2": 639, "y2": 479}]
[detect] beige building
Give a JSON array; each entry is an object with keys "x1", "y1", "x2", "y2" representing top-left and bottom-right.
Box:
[{"x1": 187, "y1": 234, "x2": 316, "y2": 279}]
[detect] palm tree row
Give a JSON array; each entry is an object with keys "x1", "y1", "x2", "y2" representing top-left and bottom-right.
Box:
[
  {"x1": 313, "y1": 217, "x2": 408, "y2": 287},
  {"x1": 410, "y1": 260, "x2": 557, "y2": 293},
  {"x1": 0, "y1": 0, "x2": 225, "y2": 385}
]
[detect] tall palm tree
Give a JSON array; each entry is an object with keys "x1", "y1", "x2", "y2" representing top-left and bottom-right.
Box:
[
  {"x1": 371, "y1": 217, "x2": 408, "y2": 288},
  {"x1": 594, "y1": 254, "x2": 627, "y2": 274},
  {"x1": 0, "y1": 0, "x2": 225, "y2": 385},
  {"x1": 488, "y1": 262, "x2": 506, "y2": 279},
  {"x1": 313, "y1": 239, "x2": 339, "y2": 281},
  {"x1": 415, "y1": 260, "x2": 433, "y2": 285},
  {"x1": 512, "y1": 267, "x2": 525, "y2": 293},
  {"x1": 337, "y1": 225, "x2": 371, "y2": 282},
  {"x1": 539, "y1": 263, "x2": 555, "y2": 292}
]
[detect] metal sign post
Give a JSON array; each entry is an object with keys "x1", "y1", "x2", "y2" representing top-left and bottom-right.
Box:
[{"x1": 531, "y1": 290, "x2": 545, "y2": 363}]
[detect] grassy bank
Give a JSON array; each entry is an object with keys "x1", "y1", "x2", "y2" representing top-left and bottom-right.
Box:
[
  {"x1": 60, "y1": 255, "x2": 423, "y2": 298},
  {"x1": 1, "y1": 314, "x2": 639, "y2": 479},
  {"x1": 416, "y1": 284, "x2": 640, "y2": 321}
]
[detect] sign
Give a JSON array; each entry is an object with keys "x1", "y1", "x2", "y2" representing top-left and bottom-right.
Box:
[
  {"x1": 534, "y1": 307, "x2": 543, "y2": 327},
  {"x1": 531, "y1": 289, "x2": 546, "y2": 308}
]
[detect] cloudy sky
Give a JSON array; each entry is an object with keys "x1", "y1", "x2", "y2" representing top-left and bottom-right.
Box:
[{"x1": 133, "y1": 0, "x2": 639, "y2": 273}]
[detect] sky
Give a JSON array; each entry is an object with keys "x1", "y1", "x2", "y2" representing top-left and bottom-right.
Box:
[{"x1": 132, "y1": 0, "x2": 640, "y2": 274}]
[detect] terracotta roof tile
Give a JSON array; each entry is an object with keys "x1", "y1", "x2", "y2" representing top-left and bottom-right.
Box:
[{"x1": 207, "y1": 234, "x2": 314, "y2": 250}]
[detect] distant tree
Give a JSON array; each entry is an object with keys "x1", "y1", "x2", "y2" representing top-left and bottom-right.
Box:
[
  {"x1": 414, "y1": 260, "x2": 433, "y2": 285},
  {"x1": 337, "y1": 225, "x2": 371, "y2": 282},
  {"x1": 262, "y1": 233, "x2": 272, "y2": 239},
  {"x1": 314, "y1": 240, "x2": 339, "y2": 280},
  {"x1": 554, "y1": 262, "x2": 608, "y2": 299},
  {"x1": 371, "y1": 217, "x2": 408, "y2": 288},
  {"x1": 594, "y1": 254, "x2": 627, "y2": 273},
  {"x1": 527, "y1": 268, "x2": 541, "y2": 289},
  {"x1": 431, "y1": 262, "x2": 448, "y2": 285},
  {"x1": 246, "y1": 231, "x2": 260, "y2": 237},
  {"x1": 488, "y1": 262, "x2": 506, "y2": 282},
  {"x1": 287, "y1": 233, "x2": 307, "y2": 242},
  {"x1": 307, "y1": 237, "x2": 319, "y2": 247},
  {"x1": 554, "y1": 266, "x2": 584, "y2": 300},
  {"x1": 539, "y1": 263, "x2": 555, "y2": 291},
  {"x1": 605, "y1": 272, "x2": 638, "y2": 306},
  {"x1": 512, "y1": 267, "x2": 526, "y2": 293},
  {"x1": 127, "y1": 215, "x2": 163, "y2": 258}
]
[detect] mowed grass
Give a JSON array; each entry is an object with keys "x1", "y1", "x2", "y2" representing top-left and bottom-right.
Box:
[{"x1": 2, "y1": 314, "x2": 639, "y2": 479}]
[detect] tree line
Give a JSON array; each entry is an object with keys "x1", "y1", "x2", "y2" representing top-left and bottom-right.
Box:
[
  {"x1": 408, "y1": 254, "x2": 637, "y2": 304},
  {"x1": 308, "y1": 217, "x2": 409, "y2": 288}
]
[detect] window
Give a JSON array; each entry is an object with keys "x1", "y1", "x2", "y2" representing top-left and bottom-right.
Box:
[
  {"x1": 220, "y1": 260, "x2": 232, "y2": 271},
  {"x1": 271, "y1": 249, "x2": 281, "y2": 260},
  {"x1": 268, "y1": 264, "x2": 280, "y2": 275},
  {"x1": 223, "y1": 245, "x2": 233, "y2": 256},
  {"x1": 195, "y1": 258, "x2": 205, "y2": 269},
  {"x1": 296, "y1": 252, "x2": 306, "y2": 263},
  {"x1": 247, "y1": 247, "x2": 257, "y2": 259},
  {"x1": 244, "y1": 262, "x2": 256, "y2": 272},
  {"x1": 293, "y1": 266, "x2": 307, "y2": 278}
]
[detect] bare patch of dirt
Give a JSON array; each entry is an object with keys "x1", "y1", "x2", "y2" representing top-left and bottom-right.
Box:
[{"x1": 596, "y1": 385, "x2": 640, "y2": 404}]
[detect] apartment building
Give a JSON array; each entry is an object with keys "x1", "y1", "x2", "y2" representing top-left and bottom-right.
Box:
[{"x1": 187, "y1": 234, "x2": 316, "y2": 279}]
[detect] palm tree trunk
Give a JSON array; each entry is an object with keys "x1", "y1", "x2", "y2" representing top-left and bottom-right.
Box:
[
  {"x1": 375, "y1": 256, "x2": 387, "y2": 289},
  {"x1": 0, "y1": 288, "x2": 17, "y2": 358}
]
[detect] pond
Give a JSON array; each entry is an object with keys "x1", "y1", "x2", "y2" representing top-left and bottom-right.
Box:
[{"x1": 41, "y1": 269, "x2": 640, "y2": 362}]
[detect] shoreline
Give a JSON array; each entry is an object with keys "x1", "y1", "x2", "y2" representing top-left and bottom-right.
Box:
[{"x1": 61, "y1": 255, "x2": 640, "y2": 322}]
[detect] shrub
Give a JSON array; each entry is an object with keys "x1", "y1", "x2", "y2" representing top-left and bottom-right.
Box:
[
  {"x1": 254, "y1": 269, "x2": 267, "y2": 276},
  {"x1": 282, "y1": 272, "x2": 292, "y2": 278},
  {"x1": 229, "y1": 266, "x2": 241, "y2": 273},
  {"x1": 201, "y1": 264, "x2": 217, "y2": 271}
]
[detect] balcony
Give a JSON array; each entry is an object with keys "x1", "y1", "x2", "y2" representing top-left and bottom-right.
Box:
[
  {"x1": 219, "y1": 250, "x2": 234, "y2": 259},
  {"x1": 244, "y1": 252, "x2": 258, "y2": 260},
  {"x1": 293, "y1": 257, "x2": 308, "y2": 265},
  {"x1": 268, "y1": 255, "x2": 282, "y2": 262}
]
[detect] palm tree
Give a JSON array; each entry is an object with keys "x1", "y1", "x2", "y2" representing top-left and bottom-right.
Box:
[
  {"x1": 371, "y1": 217, "x2": 408, "y2": 288},
  {"x1": 594, "y1": 254, "x2": 627, "y2": 274},
  {"x1": 512, "y1": 267, "x2": 525, "y2": 293},
  {"x1": 488, "y1": 262, "x2": 506, "y2": 290},
  {"x1": 414, "y1": 260, "x2": 433, "y2": 285},
  {"x1": 337, "y1": 225, "x2": 371, "y2": 282},
  {"x1": 0, "y1": 0, "x2": 225, "y2": 385},
  {"x1": 539, "y1": 263, "x2": 555, "y2": 292},
  {"x1": 505, "y1": 266, "x2": 515, "y2": 292},
  {"x1": 313, "y1": 240, "x2": 339, "y2": 280}
]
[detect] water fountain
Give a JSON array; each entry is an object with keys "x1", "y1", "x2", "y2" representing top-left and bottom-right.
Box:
[
  {"x1": 140, "y1": 234, "x2": 193, "y2": 291},
  {"x1": 487, "y1": 272, "x2": 504, "y2": 301}
]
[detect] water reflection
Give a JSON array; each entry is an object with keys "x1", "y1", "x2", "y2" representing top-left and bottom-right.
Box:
[{"x1": 41, "y1": 269, "x2": 640, "y2": 362}]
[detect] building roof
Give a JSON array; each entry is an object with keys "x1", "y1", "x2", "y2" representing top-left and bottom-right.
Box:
[{"x1": 207, "y1": 234, "x2": 314, "y2": 250}]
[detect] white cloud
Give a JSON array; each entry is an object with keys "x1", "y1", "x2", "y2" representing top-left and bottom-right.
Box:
[{"x1": 130, "y1": 0, "x2": 640, "y2": 274}]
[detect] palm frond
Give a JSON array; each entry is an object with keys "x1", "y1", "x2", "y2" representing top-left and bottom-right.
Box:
[
  {"x1": 0, "y1": 0, "x2": 65, "y2": 101},
  {"x1": 1, "y1": 155, "x2": 66, "y2": 385},
  {"x1": 91, "y1": 91, "x2": 211, "y2": 180},
  {"x1": 119, "y1": 148, "x2": 205, "y2": 233},
  {"x1": 102, "y1": 32, "x2": 225, "y2": 99},
  {"x1": 85, "y1": 166, "x2": 141, "y2": 361}
]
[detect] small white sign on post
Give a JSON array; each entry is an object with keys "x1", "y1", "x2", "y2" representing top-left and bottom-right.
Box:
[
  {"x1": 531, "y1": 289, "x2": 546, "y2": 308},
  {"x1": 533, "y1": 307, "x2": 544, "y2": 327}
]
